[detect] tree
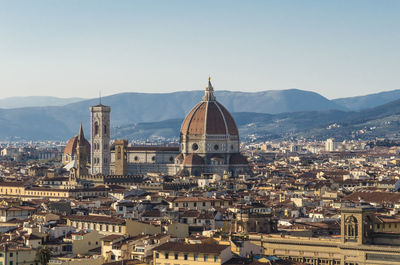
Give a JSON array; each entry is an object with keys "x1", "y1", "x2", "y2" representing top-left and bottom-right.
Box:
[{"x1": 36, "y1": 246, "x2": 52, "y2": 265}]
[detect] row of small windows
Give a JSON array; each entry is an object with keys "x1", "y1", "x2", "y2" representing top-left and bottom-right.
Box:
[
  {"x1": 376, "y1": 223, "x2": 399, "y2": 229},
  {"x1": 133, "y1": 156, "x2": 156, "y2": 161},
  {"x1": 0, "y1": 189, "x2": 66, "y2": 197},
  {"x1": 93, "y1": 143, "x2": 108, "y2": 150},
  {"x1": 191, "y1": 143, "x2": 235, "y2": 151},
  {"x1": 174, "y1": 201, "x2": 231, "y2": 207},
  {"x1": 0, "y1": 188, "x2": 22, "y2": 194},
  {"x1": 93, "y1": 157, "x2": 108, "y2": 164},
  {"x1": 72, "y1": 221, "x2": 122, "y2": 233},
  {"x1": 94, "y1": 122, "x2": 108, "y2": 136},
  {"x1": 156, "y1": 252, "x2": 218, "y2": 262},
  {"x1": 1, "y1": 190, "x2": 104, "y2": 197}
]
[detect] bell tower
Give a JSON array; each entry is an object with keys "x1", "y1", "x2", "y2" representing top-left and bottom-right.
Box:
[
  {"x1": 90, "y1": 103, "x2": 111, "y2": 175},
  {"x1": 341, "y1": 206, "x2": 375, "y2": 245}
]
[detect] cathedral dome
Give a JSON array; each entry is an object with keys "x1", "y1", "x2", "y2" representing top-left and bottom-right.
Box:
[
  {"x1": 180, "y1": 79, "x2": 238, "y2": 137},
  {"x1": 64, "y1": 134, "x2": 90, "y2": 156}
]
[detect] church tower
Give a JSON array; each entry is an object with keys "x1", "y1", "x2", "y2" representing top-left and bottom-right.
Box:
[
  {"x1": 341, "y1": 206, "x2": 375, "y2": 245},
  {"x1": 90, "y1": 103, "x2": 111, "y2": 175},
  {"x1": 76, "y1": 123, "x2": 88, "y2": 177}
]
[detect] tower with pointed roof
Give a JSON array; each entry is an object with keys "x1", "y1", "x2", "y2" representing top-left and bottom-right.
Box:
[
  {"x1": 76, "y1": 124, "x2": 89, "y2": 177},
  {"x1": 90, "y1": 102, "x2": 111, "y2": 175}
]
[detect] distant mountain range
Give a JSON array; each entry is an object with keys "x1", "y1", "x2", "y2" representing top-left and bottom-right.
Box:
[
  {"x1": 0, "y1": 88, "x2": 400, "y2": 141},
  {"x1": 114, "y1": 97, "x2": 400, "y2": 141},
  {"x1": 0, "y1": 96, "x2": 84, "y2": 109},
  {"x1": 332, "y1": 90, "x2": 400, "y2": 111}
]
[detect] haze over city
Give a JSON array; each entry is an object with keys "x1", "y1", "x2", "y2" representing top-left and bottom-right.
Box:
[{"x1": 1, "y1": 0, "x2": 399, "y2": 99}]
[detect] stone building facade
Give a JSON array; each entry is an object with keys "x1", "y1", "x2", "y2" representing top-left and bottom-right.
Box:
[{"x1": 248, "y1": 206, "x2": 400, "y2": 265}]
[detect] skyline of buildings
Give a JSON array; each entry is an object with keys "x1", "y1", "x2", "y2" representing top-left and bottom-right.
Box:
[{"x1": 1, "y1": 1, "x2": 400, "y2": 265}]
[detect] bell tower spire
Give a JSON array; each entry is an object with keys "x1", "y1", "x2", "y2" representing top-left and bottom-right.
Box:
[
  {"x1": 203, "y1": 76, "x2": 216, "y2": 101},
  {"x1": 76, "y1": 123, "x2": 88, "y2": 178}
]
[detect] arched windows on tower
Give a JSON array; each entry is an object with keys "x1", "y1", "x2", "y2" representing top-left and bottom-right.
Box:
[
  {"x1": 94, "y1": 122, "x2": 99, "y2": 135},
  {"x1": 344, "y1": 215, "x2": 358, "y2": 241}
]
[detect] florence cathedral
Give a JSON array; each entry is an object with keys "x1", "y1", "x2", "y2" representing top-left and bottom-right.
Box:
[{"x1": 63, "y1": 79, "x2": 250, "y2": 178}]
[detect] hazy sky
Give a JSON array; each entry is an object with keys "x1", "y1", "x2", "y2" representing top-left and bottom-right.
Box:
[{"x1": 0, "y1": 0, "x2": 399, "y2": 99}]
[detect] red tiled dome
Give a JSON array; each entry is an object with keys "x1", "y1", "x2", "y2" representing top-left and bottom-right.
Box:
[
  {"x1": 64, "y1": 135, "x2": 90, "y2": 156},
  {"x1": 180, "y1": 100, "x2": 238, "y2": 136},
  {"x1": 181, "y1": 79, "x2": 238, "y2": 137}
]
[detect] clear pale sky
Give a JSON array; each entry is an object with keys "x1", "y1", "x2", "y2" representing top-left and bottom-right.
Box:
[{"x1": 0, "y1": 0, "x2": 399, "y2": 99}]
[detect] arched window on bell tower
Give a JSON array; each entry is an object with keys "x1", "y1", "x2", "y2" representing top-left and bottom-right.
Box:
[
  {"x1": 94, "y1": 122, "x2": 99, "y2": 135},
  {"x1": 345, "y1": 215, "x2": 358, "y2": 242}
]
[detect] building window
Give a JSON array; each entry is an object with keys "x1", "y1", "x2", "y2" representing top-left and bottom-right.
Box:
[
  {"x1": 165, "y1": 253, "x2": 169, "y2": 259},
  {"x1": 204, "y1": 255, "x2": 208, "y2": 262},
  {"x1": 214, "y1": 255, "x2": 218, "y2": 262},
  {"x1": 174, "y1": 253, "x2": 178, "y2": 260},
  {"x1": 194, "y1": 254, "x2": 197, "y2": 261},
  {"x1": 156, "y1": 253, "x2": 159, "y2": 258},
  {"x1": 184, "y1": 254, "x2": 188, "y2": 260},
  {"x1": 192, "y1": 143, "x2": 199, "y2": 151},
  {"x1": 344, "y1": 215, "x2": 358, "y2": 240},
  {"x1": 94, "y1": 122, "x2": 99, "y2": 135}
]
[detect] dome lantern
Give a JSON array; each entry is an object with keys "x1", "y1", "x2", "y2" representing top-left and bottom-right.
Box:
[{"x1": 202, "y1": 77, "x2": 216, "y2": 102}]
